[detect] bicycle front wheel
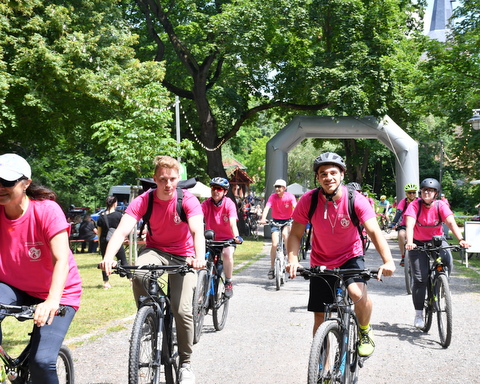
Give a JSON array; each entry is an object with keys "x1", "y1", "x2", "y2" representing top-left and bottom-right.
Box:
[
  {"x1": 57, "y1": 345, "x2": 75, "y2": 384},
  {"x1": 435, "y1": 274, "x2": 453, "y2": 348},
  {"x1": 193, "y1": 269, "x2": 209, "y2": 344},
  {"x1": 212, "y1": 273, "x2": 229, "y2": 331},
  {"x1": 308, "y1": 321, "x2": 342, "y2": 384},
  {"x1": 404, "y1": 251, "x2": 413, "y2": 295},
  {"x1": 129, "y1": 306, "x2": 161, "y2": 384},
  {"x1": 274, "y1": 256, "x2": 282, "y2": 291}
]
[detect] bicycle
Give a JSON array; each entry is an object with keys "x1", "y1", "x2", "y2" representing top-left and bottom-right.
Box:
[
  {"x1": 412, "y1": 236, "x2": 460, "y2": 348},
  {"x1": 297, "y1": 266, "x2": 378, "y2": 384},
  {"x1": 244, "y1": 211, "x2": 259, "y2": 240},
  {"x1": 112, "y1": 263, "x2": 192, "y2": 384},
  {"x1": 193, "y1": 236, "x2": 236, "y2": 344},
  {"x1": 376, "y1": 213, "x2": 392, "y2": 233},
  {"x1": 0, "y1": 303, "x2": 74, "y2": 383},
  {"x1": 299, "y1": 225, "x2": 310, "y2": 260},
  {"x1": 269, "y1": 219, "x2": 291, "y2": 291}
]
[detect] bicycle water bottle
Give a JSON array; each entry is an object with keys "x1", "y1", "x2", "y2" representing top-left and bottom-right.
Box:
[{"x1": 336, "y1": 287, "x2": 344, "y2": 303}]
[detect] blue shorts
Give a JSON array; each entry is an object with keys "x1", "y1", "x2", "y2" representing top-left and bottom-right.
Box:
[
  {"x1": 307, "y1": 257, "x2": 367, "y2": 313},
  {"x1": 270, "y1": 218, "x2": 292, "y2": 233}
]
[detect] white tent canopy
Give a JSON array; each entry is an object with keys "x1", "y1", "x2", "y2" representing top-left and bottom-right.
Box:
[
  {"x1": 188, "y1": 181, "x2": 211, "y2": 198},
  {"x1": 287, "y1": 182, "x2": 307, "y2": 196}
]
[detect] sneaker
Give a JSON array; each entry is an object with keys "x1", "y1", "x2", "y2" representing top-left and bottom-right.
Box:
[
  {"x1": 414, "y1": 314, "x2": 425, "y2": 329},
  {"x1": 268, "y1": 269, "x2": 275, "y2": 279},
  {"x1": 224, "y1": 281, "x2": 233, "y2": 298},
  {"x1": 357, "y1": 327, "x2": 375, "y2": 357},
  {"x1": 400, "y1": 256, "x2": 405, "y2": 267},
  {"x1": 103, "y1": 282, "x2": 112, "y2": 289},
  {"x1": 179, "y1": 363, "x2": 195, "y2": 384}
]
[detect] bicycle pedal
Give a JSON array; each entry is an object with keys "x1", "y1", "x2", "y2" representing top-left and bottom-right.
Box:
[{"x1": 358, "y1": 355, "x2": 370, "y2": 368}]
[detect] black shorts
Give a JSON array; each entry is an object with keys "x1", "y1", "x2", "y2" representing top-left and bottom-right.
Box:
[{"x1": 307, "y1": 257, "x2": 367, "y2": 313}]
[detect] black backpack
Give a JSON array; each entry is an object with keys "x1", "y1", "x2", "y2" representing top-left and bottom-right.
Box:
[
  {"x1": 138, "y1": 177, "x2": 197, "y2": 237},
  {"x1": 306, "y1": 184, "x2": 367, "y2": 252}
]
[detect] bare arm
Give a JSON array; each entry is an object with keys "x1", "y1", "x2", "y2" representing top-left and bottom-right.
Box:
[
  {"x1": 286, "y1": 220, "x2": 306, "y2": 278},
  {"x1": 188, "y1": 214, "x2": 206, "y2": 269},
  {"x1": 99, "y1": 213, "x2": 137, "y2": 275},
  {"x1": 444, "y1": 215, "x2": 470, "y2": 248},
  {"x1": 405, "y1": 215, "x2": 416, "y2": 250},
  {"x1": 363, "y1": 217, "x2": 395, "y2": 279},
  {"x1": 35, "y1": 230, "x2": 70, "y2": 327},
  {"x1": 260, "y1": 206, "x2": 270, "y2": 224},
  {"x1": 229, "y1": 217, "x2": 241, "y2": 242}
]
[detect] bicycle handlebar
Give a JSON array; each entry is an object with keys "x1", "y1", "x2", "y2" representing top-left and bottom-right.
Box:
[
  {"x1": 111, "y1": 263, "x2": 193, "y2": 278},
  {"x1": 206, "y1": 238, "x2": 238, "y2": 248},
  {"x1": 265, "y1": 219, "x2": 293, "y2": 227},
  {"x1": 296, "y1": 266, "x2": 379, "y2": 281},
  {"x1": 414, "y1": 243, "x2": 462, "y2": 253},
  {"x1": 0, "y1": 304, "x2": 68, "y2": 320}
]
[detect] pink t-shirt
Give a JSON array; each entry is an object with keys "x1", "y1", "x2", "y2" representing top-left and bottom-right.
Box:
[
  {"x1": 396, "y1": 197, "x2": 417, "y2": 226},
  {"x1": 126, "y1": 189, "x2": 203, "y2": 256},
  {"x1": 404, "y1": 199, "x2": 452, "y2": 241},
  {"x1": 265, "y1": 191, "x2": 296, "y2": 220},
  {"x1": 0, "y1": 200, "x2": 82, "y2": 309},
  {"x1": 201, "y1": 197, "x2": 238, "y2": 240},
  {"x1": 293, "y1": 186, "x2": 376, "y2": 268}
]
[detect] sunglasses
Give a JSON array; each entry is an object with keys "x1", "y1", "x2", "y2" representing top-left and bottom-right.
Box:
[
  {"x1": 274, "y1": 185, "x2": 284, "y2": 188},
  {"x1": 0, "y1": 177, "x2": 26, "y2": 188},
  {"x1": 211, "y1": 186, "x2": 225, "y2": 192},
  {"x1": 406, "y1": 191, "x2": 417, "y2": 195}
]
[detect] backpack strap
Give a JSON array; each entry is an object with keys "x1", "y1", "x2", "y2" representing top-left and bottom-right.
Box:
[{"x1": 416, "y1": 200, "x2": 441, "y2": 227}]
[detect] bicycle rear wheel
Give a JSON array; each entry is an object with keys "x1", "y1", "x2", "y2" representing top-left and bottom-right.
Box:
[
  {"x1": 193, "y1": 269, "x2": 209, "y2": 344},
  {"x1": 404, "y1": 251, "x2": 413, "y2": 295},
  {"x1": 57, "y1": 345, "x2": 75, "y2": 384},
  {"x1": 129, "y1": 306, "x2": 161, "y2": 384},
  {"x1": 435, "y1": 274, "x2": 453, "y2": 348},
  {"x1": 212, "y1": 273, "x2": 229, "y2": 331},
  {"x1": 308, "y1": 320, "x2": 342, "y2": 384}
]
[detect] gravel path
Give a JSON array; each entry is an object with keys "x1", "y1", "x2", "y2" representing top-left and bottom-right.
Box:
[{"x1": 69, "y1": 236, "x2": 480, "y2": 383}]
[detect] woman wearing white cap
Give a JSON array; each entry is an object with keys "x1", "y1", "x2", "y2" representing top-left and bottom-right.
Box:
[
  {"x1": 0, "y1": 153, "x2": 82, "y2": 382},
  {"x1": 260, "y1": 179, "x2": 297, "y2": 279}
]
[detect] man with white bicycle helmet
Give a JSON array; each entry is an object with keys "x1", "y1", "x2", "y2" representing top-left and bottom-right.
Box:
[
  {"x1": 404, "y1": 178, "x2": 470, "y2": 329},
  {"x1": 287, "y1": 152, "x2": 395, "y2": 357},
  {"x1": 391, "y1": 183, "x2": 418, "y2": 266},
  {"x1": 202, "y1": 177, "x2": 242, "y2": 298}
]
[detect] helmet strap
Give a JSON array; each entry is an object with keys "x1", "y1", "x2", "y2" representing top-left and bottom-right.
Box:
[{"x1": 213, "y1": 196, "x2": 224, "y2": 207}]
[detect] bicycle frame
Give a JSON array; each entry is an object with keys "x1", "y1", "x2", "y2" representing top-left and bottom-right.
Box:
[
  {"x1": 0, "y1": 304, "x2": 73, "y2": 383},
  {"x1": 271, "y1": 220, "x2": 291, "y2": 290},
  {"x1": 299, "y1": 267, "x2": 377, "y2": 384}
]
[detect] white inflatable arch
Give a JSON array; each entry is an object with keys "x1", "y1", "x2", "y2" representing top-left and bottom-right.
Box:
[{"x1": 265, "y1": 115, "x2": 419, "y2": 206}]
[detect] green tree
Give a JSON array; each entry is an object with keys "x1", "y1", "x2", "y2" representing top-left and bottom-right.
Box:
[{"x1": 131, "y1": 0, "x2": 427, "y2": 182}]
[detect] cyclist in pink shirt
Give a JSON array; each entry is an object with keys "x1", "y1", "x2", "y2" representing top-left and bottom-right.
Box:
[
  {"x1": 100, "y1": 155, "x2": 205, "y2": 384},
  {"x1": 260, "y1": 179, "x2": 296, "y2": 279},
  {"x1": 405, "y1": 178, "x2": 469, "y2": 329},
  {"x1": 0, "y1": 153, "x2": 82, "y2": 382},
  {"x1": 201, "y1": 177, "x2": 242, "y2": 297},
  {"x1": 391, "y1": 183, "x2": 418, "y2": 267},
  {"x1": 286, "y1": 152, "x2": 395, "y2": 358}
]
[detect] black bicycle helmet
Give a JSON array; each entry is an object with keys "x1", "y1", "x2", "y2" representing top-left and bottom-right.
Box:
[
  {"x1": 347, "y1": 182, "x2": 362, "y2": 191},
  {"x1": 420, "y1": 178, "x2": 440, "y2": 191},
  {"x1": 313, "y1": 152, "x2": 346, "y2": 173},
  {"x1": 210, "y1": 177, "x2": 230, "y2": 190}
]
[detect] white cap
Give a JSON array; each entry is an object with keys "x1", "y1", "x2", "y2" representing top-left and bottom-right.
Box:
[
  {"x1": 0, "y1": 154, "x2": 32, "y2": 181},
  {"x1": 274, "y1": 179, "x2": 287, "y2": 187}
]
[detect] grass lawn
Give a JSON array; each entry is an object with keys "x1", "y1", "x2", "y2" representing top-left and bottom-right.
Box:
[{"x1": 1, "y1": 238, "x2": 265, "y2": 355}]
